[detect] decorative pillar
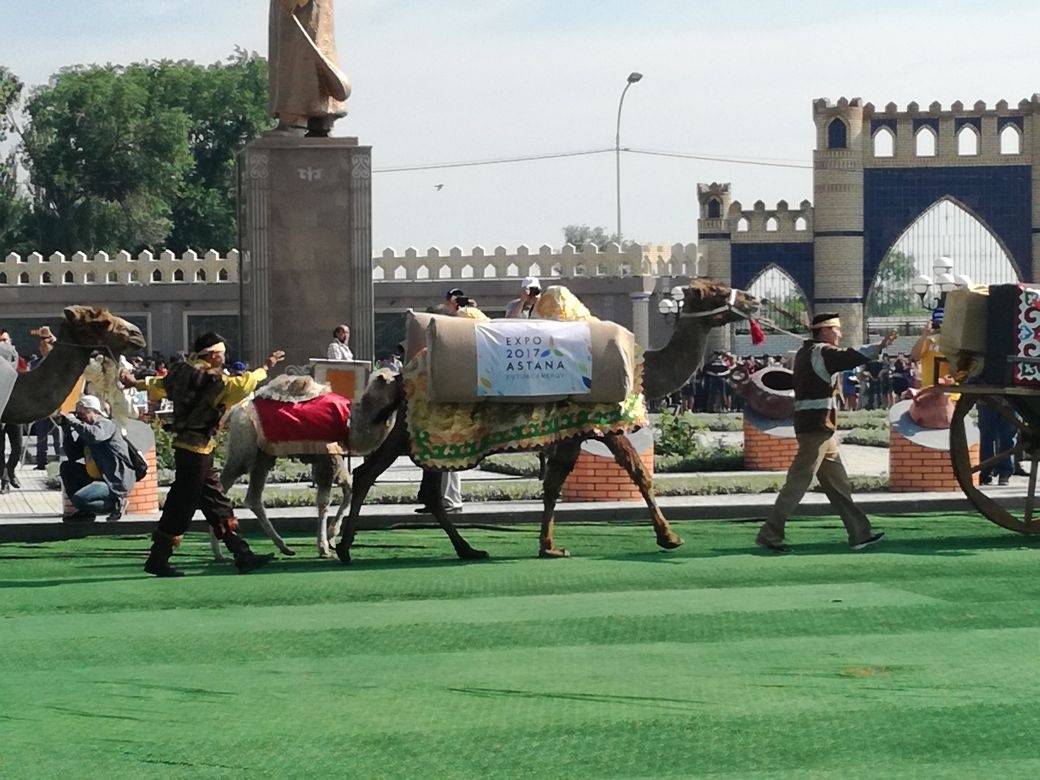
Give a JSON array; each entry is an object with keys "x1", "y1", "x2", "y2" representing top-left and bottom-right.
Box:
[{"x1": 238, "y1": 135, "x2": 373, "y2": 369}]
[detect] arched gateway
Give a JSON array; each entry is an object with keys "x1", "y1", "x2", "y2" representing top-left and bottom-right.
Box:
[{"x1": 698, "y1": 95, "x2": 1040, "y2": 342}]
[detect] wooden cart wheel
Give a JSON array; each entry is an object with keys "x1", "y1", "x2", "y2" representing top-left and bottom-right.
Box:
[{"x1": 950, "y1": 393, "x2": 1040, "y2": 534}]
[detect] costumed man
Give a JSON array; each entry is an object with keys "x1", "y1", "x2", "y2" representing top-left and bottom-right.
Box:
[
  {"x1": 130, "y1": 333, "x2": 286, "y2": 577},
  {"x1": 755, "y1": 313, "x2": 896, "y2": 553}
]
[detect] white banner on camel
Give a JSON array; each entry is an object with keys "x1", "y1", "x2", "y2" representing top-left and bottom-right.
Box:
[{"x1": 475, "y1": 320, "x2": 592, "y2": 397}]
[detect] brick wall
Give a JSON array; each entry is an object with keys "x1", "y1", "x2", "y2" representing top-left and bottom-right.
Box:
[
  {"x1": 889, "y1": 428, "x2": 977, "y2": 492},
  {"x1": 743, "y1": 417, "x2": 798, "y2": 471},
  {"x1": 561, "y1": 445, "x2": 654, "y2": 502},
  {"x1": 62, "y1": 447, "x2": 159, "y2": 516}
]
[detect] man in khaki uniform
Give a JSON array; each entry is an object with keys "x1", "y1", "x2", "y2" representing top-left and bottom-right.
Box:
[{"x1": 756, "y1": 313, "x2": 896, "y2": 553}]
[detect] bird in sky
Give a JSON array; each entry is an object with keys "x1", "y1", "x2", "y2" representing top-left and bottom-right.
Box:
[{"x1": 434, "y1": 184, "x2": 444, "y2": 191}]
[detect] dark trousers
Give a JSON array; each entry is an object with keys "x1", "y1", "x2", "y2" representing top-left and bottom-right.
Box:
[
  {"x1": 0, "y1": 423, "x2": 23, "y2": 476},
  {"x1": 32, "y1": 418, "x2": 61, "y2": 467},
  {"x1": 157, "y1": 448, "x2": 236, "y2": 538},
  {"x1": 978, "y1": 404, "x2": 1015, "y2": 479}
]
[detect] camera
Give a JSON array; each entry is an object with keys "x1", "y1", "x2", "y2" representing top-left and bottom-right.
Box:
[{"x1": 453, "y1": 295, "x2": 474, "y2": 309}]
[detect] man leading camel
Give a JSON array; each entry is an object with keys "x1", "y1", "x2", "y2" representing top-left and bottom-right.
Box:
[
  {"x1": 131, "y1": 333, "x2": 286, "y2": 577},
  {"x1": 755, "y1": 313, "x2": 896, "y2": 553}
]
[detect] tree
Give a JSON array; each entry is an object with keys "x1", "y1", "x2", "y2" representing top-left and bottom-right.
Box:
[
  {"x1": 0, "y1": 66, "x2": 27, "y2": 253},
  {"x1": 17, "y1": 52, "x2": 272, "y2": 254},
  {"x1": 562, "y1": 224, "x2": 639, "y2": 251},
  {"x1": 20, "y1": 64, "x2": 193, "y2": 253},
  {"x1": 866, "y1": 249, "x2": 918, "y2": 317}
]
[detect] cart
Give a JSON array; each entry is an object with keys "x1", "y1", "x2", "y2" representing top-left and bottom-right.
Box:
[{"x1": 947, "y1": 361, "x2": 1040, "y2": 534}]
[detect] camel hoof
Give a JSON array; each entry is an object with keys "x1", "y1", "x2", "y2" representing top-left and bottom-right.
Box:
[
  {"x1": 279, "y1": 547, "x2": 296, "y2": 557},
  {"x1": 538, "y1": 547, "x2": 570, "y2": 559},
  {"x1": 458, "y1": 547, "x2": 489, "y2": 561},
  {"x1": 657, "y1": 533, "x2": 684, "y2": 550},
  {"x1": 334, "y1": 543, "x2": 352, "y2": 565},
  {"x1": 318, "y1": 546, "x2": 332, "y2": 559}
]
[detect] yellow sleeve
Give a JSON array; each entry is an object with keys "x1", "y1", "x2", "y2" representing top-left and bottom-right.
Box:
[
  {"x1": 217, "y1": 367, "x2": 268, "y2": 408},
  {"x1": 135, "y1": 376, "x2": 167, "y2": 402}
]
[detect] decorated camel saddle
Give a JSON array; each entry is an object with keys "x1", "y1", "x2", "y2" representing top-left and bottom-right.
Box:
[
  {"x1": 243, "y1": 375, "x2": 352, "y2": 457},
  {"x1": 404, "y1": 286, "x2": 648, "y2": 470}
]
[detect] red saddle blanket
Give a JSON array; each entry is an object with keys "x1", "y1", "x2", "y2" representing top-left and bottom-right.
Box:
[{"x1": 252, "y1": 394, "x2": 351, "y2": 443}]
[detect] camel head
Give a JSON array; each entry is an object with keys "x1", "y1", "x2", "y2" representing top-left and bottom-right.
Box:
[
  {"x1": 350, "y1": 367, "x2": 403, "y2": 455},
  {"x1": 60, "y1": 306, "x2": 147, "y2": 355},
  {"x1": 677, "y1": 278, "x2": 758, "y2": 328}
]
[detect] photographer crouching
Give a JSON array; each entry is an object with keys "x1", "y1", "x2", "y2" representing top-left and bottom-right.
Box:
[{"x1": 59, "y1": 395, "x2": 136, "y2": 523}]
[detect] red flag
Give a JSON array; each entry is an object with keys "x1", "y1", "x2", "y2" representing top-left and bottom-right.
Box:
[{"x1": 749, "y1": 319, "x2": 766, "y2": 345}]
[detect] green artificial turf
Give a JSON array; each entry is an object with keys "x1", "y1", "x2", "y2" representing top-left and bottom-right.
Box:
[{"x1": 3, "y1": 514, "x2": 1040, "y2": 777}]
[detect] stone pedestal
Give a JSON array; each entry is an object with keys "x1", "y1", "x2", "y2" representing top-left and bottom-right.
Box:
[
  {"x1": 743, "y1": 412, "x2": 798, "y2": 471},
  {"x1": 238, "y1": 135, "x2": 373, "y2": 369},
  {"x1": 562, "y1": 428, "x2": 653, "y2": 502},
  {"x1": 888, "y1": 400, "x2": 978, "y2": 492}
]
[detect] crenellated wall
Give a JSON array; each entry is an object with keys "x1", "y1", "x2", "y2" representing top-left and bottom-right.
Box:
[
  {"x1": 371, "y1": 242, "x2": 698, "y2": 282},
  {"x1": 0, "y1": 249, "x2": 239, "y2": 287}
]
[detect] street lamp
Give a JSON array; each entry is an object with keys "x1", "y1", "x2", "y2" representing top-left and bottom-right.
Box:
[
  {"x1": 912, "y1": 255, "x2": 971, "y2": 311},
  {"x1": 657, "y1": 285, "x2": 685, "y2": 320},
  {"x1": 616, "y1": 71, "x2": 643, "y2": 242}
]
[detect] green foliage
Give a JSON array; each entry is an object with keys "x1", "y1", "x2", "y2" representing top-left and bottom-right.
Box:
[
  {"x1": 842, "y1": 427, "x2": 889, "y2": 448},
  {"x1": 836, "y1": 410, "x2": 889, "y2": 430},
  {"x1": 151, "y1": 423, "x2": 176, "y2": 470},
  {"x1": 0, "y1": 66, "x2": 27, "y2": 252},
  {"x1": 867, "y1": 249, "x2": 919, "y2": 317},
  {"x1": 654, "y1": 411, "x2": 709, "y2": 456},
  {"x1": 678, "y1": 412, "x2": 743, "y2": 432},
  {"x1": 12, "y1": 51, "x2": 271, "y2": 254},
  {"x1": 562, "y1": 224, "x2": 638, "y2": 251}
]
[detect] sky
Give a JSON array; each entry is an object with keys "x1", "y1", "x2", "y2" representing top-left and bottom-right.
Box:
[{"x1": 3, "y1": 0, "x2": 1040, "y2": 254}]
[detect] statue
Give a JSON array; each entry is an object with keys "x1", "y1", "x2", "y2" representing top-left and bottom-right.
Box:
[{"x1": 268, "y1": 0, "x2": 351, "y2": 137}]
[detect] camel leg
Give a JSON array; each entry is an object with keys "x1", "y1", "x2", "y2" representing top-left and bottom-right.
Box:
[
  {"x1": 600, "y1": 433, "x2": 683, "y2": 550},
  {"x1": 539, "y1": 439, "x2": 583, "y2": 558},
  {"x1": 246, "y1": 452, "x2": 295, "y2": 557},
  {"x1": 327, "y1": 456, "x2": 351, "y2": 544},
  {"x1": 335, "y1": 417, "x2": 407, "y2": 565},
  {"x1": 217, "y1": 413, "x2": 259, "y2": 563},
  {"x1": 428, "y1": 473, "x2": 488, "y2": 561},
  {"x1": 312, "y1": 458, "x2": 336, "y2": 558}
]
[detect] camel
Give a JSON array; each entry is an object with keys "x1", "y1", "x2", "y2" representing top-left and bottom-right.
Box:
[
  {"x1": 216, "y1": 370, "x2": 403, "y2": 559},
  {"x1": 0, "y1": 307, "x2": 147, "y2": 425},
  {"x1": 332, "y1": 278, "x2": 759, "y2": 563}
]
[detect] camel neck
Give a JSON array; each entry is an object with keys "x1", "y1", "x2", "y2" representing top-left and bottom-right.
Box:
[
  {"x1": 8, "y1": 342, "x2": 92, "y2": 422},
  {"x1": 641, "y1": 318, "x2": 713, "y2": 401}
]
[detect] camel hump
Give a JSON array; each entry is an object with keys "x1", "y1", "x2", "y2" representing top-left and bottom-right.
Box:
[{"x1": 255, "y1": 374, "x2": 331, "y2": 403}]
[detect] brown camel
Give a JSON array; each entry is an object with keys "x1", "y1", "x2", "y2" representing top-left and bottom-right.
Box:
[
  {"x1": 334, "y1": 278, "x2": 758, "y2": 563},
  {"x1": 1, "y1": 307, "x2": 147, "y2": 425}
]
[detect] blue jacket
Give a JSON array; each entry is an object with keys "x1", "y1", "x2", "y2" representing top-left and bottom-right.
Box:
[{"x1": 63, "y1": 416, "x2": 137, "y2": 498}]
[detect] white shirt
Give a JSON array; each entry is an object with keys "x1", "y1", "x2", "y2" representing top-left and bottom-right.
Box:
[{"x1": 327, "y1": 340, "x2": 354, "y2": 361}]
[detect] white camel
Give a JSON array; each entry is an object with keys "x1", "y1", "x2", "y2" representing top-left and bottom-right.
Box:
[{"x1": 212, "y1": 369, "x2": 402, "y2": 560}]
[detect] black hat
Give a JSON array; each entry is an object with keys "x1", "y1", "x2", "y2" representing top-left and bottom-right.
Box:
[
  {"x1": 446, "y1": 288, "x2": 464, "y2": 299},
  {"x1": 810, "y1": 312, "x2": 841, "y2": 329},
  {"x1": 192, "y1": 331, "x2": 226, "y2": 353}
]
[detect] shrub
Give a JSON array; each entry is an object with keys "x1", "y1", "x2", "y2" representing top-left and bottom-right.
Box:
[
  {"x1": 843, "y1": 427, "x2": 889, "y2": 447},
  {"x1": 654, "y1": 411, "x2": 709, "y2": 456}
]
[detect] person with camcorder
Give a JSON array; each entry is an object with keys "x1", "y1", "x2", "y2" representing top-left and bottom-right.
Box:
[{"x1": 505, "y1": 276, "x2": 541, "y2": 318}]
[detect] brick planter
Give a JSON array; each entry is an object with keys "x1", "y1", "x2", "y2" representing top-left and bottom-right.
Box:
[
  {"x1": 743, "y1": 412, "x2": 797, "y2": 471},
  {"x1": 562, "y1": 429, "x2": 653, "y2": 502},
  {"x1": 888, "y1": 400, "x2": 979, "y2": 492}
]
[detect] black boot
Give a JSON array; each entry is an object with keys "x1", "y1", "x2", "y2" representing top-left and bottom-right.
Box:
[
  {"x1": 144, "y1": 532, "x2": 184, "y2": 577},
  {"x1": 223, "y1": 531, "x2": 274, "y2": 574}
]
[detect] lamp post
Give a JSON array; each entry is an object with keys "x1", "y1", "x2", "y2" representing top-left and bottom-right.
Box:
[
  {"x1": 657, "y1": 285, "x2": 686, "y2": 321},
  {"x1": 616, "y1": 71, "x2": 643, "y2": 242},
  {"x1": 911, "y1": 255, "x2": 972, "y2": 311}
]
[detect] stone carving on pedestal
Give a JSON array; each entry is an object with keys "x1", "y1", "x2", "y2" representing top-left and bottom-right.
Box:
[{"x1": 269, "y1": 0, "x2": 351, "y2": 137}]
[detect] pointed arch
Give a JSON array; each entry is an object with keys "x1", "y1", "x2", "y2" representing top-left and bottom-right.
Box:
[
  {"x1": 872, "y1": 126, "x2": 894, "y2": 157},
  {"x1": 1000, "y1": 124, "x2": 1022, "y2": 155},
  {"x1": 915, "y1": 126, "x2": 936, "y2": 157},
  {"x1": 736, "y1": 216, "x2": 750, "y2": 232},
  {"x1": 957, "y1": 125, "x2": 979, "y2": 156},
  {"x1": 706, "y1": 198, "x2": 722, "y2": 218},
  {"x1": 372, "y1": 266, "x2": 385, "y2": 280},
  {"x1": 218, "y1": 268, "x2": 229, "y2": 282},
  {"x1": 827, "y1": 118, "x2": 848, "y2": 149},
  {"x1": 746, "y1": 264, "x2": 811, "y2": 335},
  {"x1": 866, "y1": 196, "x2": 1020, "y2": 317},
  {"x1": 765, "y1": 216, "x2": 779, "y2": 232},
  {"x1": 62, "y1": 271, "x2": 74, "y2": 284}
]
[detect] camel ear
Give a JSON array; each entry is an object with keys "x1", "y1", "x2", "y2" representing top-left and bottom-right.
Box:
[{"x1": 63, "y1": 306, "x2": 82, "y2": 323}]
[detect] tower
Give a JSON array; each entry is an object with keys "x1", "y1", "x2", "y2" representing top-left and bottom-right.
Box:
[
  {"x1": 811, "y1": 97, "x2": 866, "y2": 341},
  {"x1": 697, "y1": 182, "x2": 733, "y2": 350}
]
